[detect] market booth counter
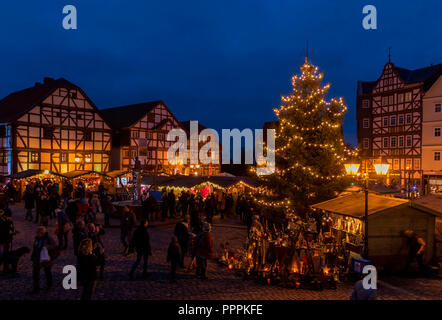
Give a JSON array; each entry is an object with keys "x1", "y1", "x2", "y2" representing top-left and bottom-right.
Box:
[
  {"x1": 107, "y1": 170, "x2": 133, "y2": 199},
  {"x1": 62, "y1": 170, "x2": 113, "y2": 194},
  {"x1": 7, "y1": 169, "x2": 66, "y2": 200},
  {"x1": 312, "y1": 192, "x2": 438, "y2": 273}
]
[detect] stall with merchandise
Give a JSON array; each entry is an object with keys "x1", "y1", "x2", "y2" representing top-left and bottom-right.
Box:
[
  {"x1": 63, "y1": 170, "x2": 112, "y2": 193},
  {"x1": 218, "y1": 212, "x2": 343, "y2": 290},
  {"x1": 8, "y1": 169, "x2": 66, "y2": 198}
]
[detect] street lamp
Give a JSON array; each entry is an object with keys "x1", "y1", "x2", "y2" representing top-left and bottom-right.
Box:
[
  {"x1": 345, "y1": 158, "x2": 390, "y2": 259},
  {"x1": 344, "y1": 163, "x2": 360, "y2": 176}
]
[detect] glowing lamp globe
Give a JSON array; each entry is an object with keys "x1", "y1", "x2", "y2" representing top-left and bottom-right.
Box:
[
  {"x1": 344, "y1": 163, "x2": 360, "y2": 176},
  {"x1": 374, "y1": 163, "x2": 390, "y2": 176}
]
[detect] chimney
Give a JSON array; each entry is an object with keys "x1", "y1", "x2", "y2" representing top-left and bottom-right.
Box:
[{"x1": 43, "y1": 77, "x2": 55, "y2": 84}]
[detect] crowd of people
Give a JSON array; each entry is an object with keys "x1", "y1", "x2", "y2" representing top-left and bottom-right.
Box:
[{"x1": 0, "y1": 179, "x2": 256, "y2": 300}]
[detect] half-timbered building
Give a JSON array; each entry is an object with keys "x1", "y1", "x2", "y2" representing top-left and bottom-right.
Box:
[
  {"x1": 102, "y1": 101, "x2": 195, "y2": 175},
  {"x1": 0, "y1": 77, "x2": 112, "y2": 177},
  {"x1": 357, "y1": 62, "x2": 442, "y2": 191}
]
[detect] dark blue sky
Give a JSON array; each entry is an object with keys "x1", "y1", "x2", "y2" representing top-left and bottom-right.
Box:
[{"x1": 1, "y1": 1, "x2": 441, "y2": 146}]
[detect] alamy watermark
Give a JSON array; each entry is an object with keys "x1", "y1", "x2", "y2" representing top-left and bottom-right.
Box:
[{"x1": 166, "y1": 121, "x2": 276, "y2": 175}]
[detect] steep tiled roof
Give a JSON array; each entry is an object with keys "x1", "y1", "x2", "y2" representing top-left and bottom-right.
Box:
[
  {"x1": 0, "y1": 78, "x2": 77, "y2": 123},
  {"x1": 180, "y1": 120, "x2": 207, "y2": 135},
  {"x1": 100, "y1": 101, "x2": 163, "y2": 129},
  {"x1": 393, "y1": 64, "x2": 442, "y2": 86},
  {"x1": 358, "y1": 63, "x2": 442, "y2": 96}
]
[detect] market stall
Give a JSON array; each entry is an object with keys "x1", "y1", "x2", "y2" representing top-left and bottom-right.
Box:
[
  {"x1": 106, "y1": 170, "x2": 132, "y2": 196},
  {"x1": 62, "y1": 170, "x2": 112, "y2": 194},
  {"x1": 311, "y1": 192, "x2": 438, "y2": 272},
  {"x1": 153, "y1": 175, "x2": 257, "y2": 198},
  {"x1": 8, "y1": 169, "x2": 66, "y2": 198}
]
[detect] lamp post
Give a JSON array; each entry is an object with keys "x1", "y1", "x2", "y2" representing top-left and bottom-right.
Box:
[
  {"x1": 345, "y1": 158, "x2": 390, "y2": 259},
  {"x1": 132, "y1": 156, "x2": 142, "y2": 201}
]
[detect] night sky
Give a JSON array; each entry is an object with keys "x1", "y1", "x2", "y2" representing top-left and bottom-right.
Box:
[{"x1": 1, "y1": 0, "x2": 441, "y2": 146}]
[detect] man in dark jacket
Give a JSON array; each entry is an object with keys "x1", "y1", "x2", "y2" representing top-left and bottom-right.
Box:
[
  {"x1": 120, "y1": 206, "x2": 136, "y2": 255},
  {"x1": 39, "y1": 195, "x2": 50, "y2": 226},
  {"x1": 72, "y1": 220, "x2": 87, "y2": 256},
  {"x1": 23, "y1": 188, "x2": 35, "y2": 221},
  {"x1": 76, "y1": 238, "x2": 98, "y2": 300},
  {"x1": 0, "y1": 209, "x2": 16, "y2": 273},
  {"x1": 174, "y1": 221, "x2": 189, "y2": 268},
  {"x1": 129, "y1": 220, "x2": 152, "y2": 279},
  {"x1": 168, "y1": 191, "x2": 176, "y2": 218},
  {"x1": 56, "y1": 204, "x2": 70, "y2": 250},
  {"x1": 194, "y1": 222, "x2": 214, "y2": 280},
  {"x1": 167, "y1": 236, "x2": 181, "y2": 282},
  {"x1": 30, "y1": 226, "x2": 57, "y2": 294},
  {"x1": 66, "y1": 198, "x2": 79, "y2": 224},
  {"x1": 101, "y1": 195, "x2": 114, "y2": 227}
]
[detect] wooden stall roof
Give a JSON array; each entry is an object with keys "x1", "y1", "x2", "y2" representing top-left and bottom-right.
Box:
[
  {"x1": 154, "y1": 175, "x2": 257, "y2": 189},
  {"x1": 106, "y1": 170, "x2": 131, "y2": 178},
  {"x1": 62, "y1": 170, "x2": 109, "y2": 179},
  {"x1": 371, "y1": 183, "x2": 401, "y2": 194},
  {"x1": 311, "y1": 192, "x2": 409, "y2": 219},
  {"x1": 158, "y1": 175, "x2": 206, "y2": 188},
  {"x1": 410, "y1": 195, "x2": 442, "y2": 218},
  {"x1": 140, "y1": 174, "x2": 174, "y2": 186},
  {"x1": 8, "y1": 169, "x2": 65, "y2": 179}
]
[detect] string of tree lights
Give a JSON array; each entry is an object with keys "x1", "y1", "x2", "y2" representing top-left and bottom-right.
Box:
[{"x1": 254, "y1": 58, "x2": 352, "y2": 219}]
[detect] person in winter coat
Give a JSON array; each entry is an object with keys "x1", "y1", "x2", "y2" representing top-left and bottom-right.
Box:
[
  {"x1": 77, "y1": 238, "x2": 98, "y2": 300},
  {"x1": 168, "y1": 191, "x2": 176, "y2": 218},
  {"x1": 66, "y1": 198, "x2": 79, "y2": 223},
  {"x1": 174, "y1": 221, "x2": 189, "y2": 268},
  {"x1": 72, "y1": 220, "x2": 87, "y2": 256},
  {"x1": 179, "y1": 192, "x2": 188, "y2": 218},
  {"x1": 204, "y1": 194, "x2": 215, "y2": 224},
  {"x1": 0, "y1": 209, "x2": 16, "y2": 273},
  {"x1": 30, "y1": 226, "x2": 57, "y2": 294},
  {"x1": 39, "y1": 195, "x2": 50, "y2": 227},
  {"x1": 23, "y1": 188, "x2": 35, "y2": 221},
  {"x1": 194, "y1": 222, "x2": 214, "y2": 280},
  {"x1": 167, "y1": 236, "x2": 181, "y2": 282},
  {"x1": 101, "y1": 195, "x2": 114, "y2": 227},
  {"x1": 129, "y1": 220, "x2": 151, "y2": 279},
  {"x1": 90, "y1": 194, "x2": 102, "y2": 215},
  {"x1": 120, "y1": 206, "x2": 136, "y2": 255},
  {"x1": 87, "y1": 223, "x2": 105, "y2": 280},
  {"x1": 161, "y1": 190, "x2": 168, "y2": 221},
  {"x1": 48, "y1": 190, "x2": 59, "y2": 220},
  {"x1": 56, "y1": 202, "x2": 71, "y2": 250}
]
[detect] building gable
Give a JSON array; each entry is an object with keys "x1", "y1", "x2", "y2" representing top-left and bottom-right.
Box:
[{"x1": 373, "y1": 63, "x2": 405, "y2": 94}]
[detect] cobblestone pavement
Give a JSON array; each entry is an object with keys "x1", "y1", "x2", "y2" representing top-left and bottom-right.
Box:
[{"x1": 0, "y1": 204, "x2": 441, "y2": 300}]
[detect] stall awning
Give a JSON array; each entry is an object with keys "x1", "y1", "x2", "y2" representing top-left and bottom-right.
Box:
[
  {"x1": 371, "y1": 183, "x2": 401, "y2": 194},
  {"x1": 311, "y1": 192, "x2": 409, "y2": 219},
  {"x1": 140, "y1": 174, "x2": 174, "y2": 186},
  {"x1": 158, "y1": 175, "x2": 206, "y2": 188},
  {"x1": 410, "y1": 195, "x2": 442, "y2": 218},
  {"x1": 62, "y1": 170, "x2": 110, "y2": 179},
  {"x1": 8, "y1": 169, "x2": 65, "y2": 179},
  {"x1": 153, "y1": 175, "x2": 258, "y2": 189},
  {"x1": 106, "y1": 170, "x2": 132, "y2": 178}
]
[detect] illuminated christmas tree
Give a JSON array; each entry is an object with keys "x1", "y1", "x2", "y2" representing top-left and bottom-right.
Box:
[{"x1": 255, "y1": 58, "x2": 353, "y2": 221}]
